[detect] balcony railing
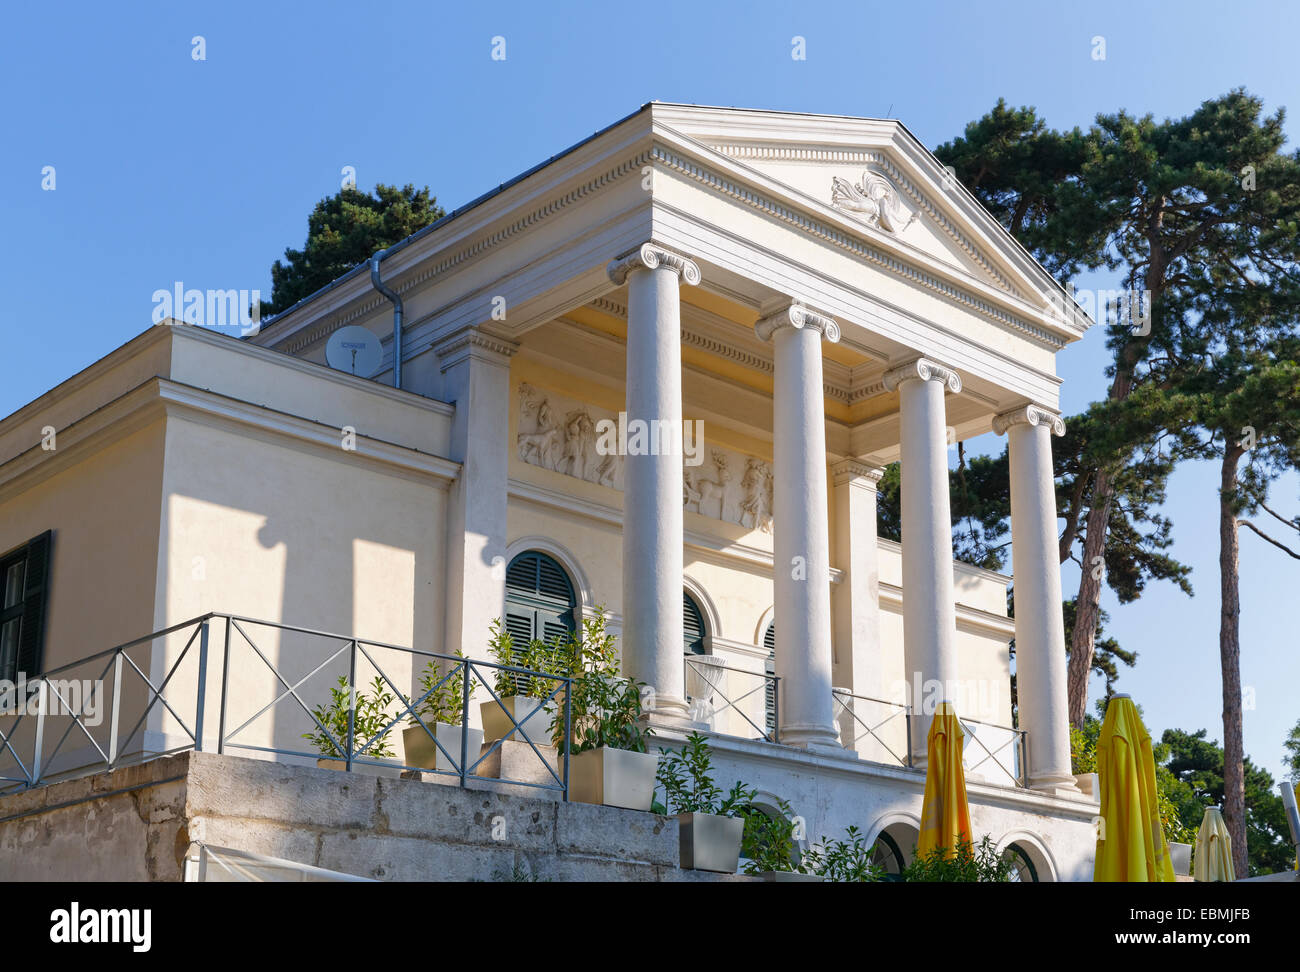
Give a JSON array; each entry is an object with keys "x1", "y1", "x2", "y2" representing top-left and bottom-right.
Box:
[
  {"x1": 683, "y1": 654, "x2": 778, "y2": 743},
  {"x1": 0, "y1": 613, "x2": 571, "y2": 798}
]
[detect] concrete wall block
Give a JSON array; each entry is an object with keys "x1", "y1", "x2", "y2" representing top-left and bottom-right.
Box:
[
  {"x1": 317, "y1": 830, "x2": 526, "y2": 881},
  {"x1": 556, "y1": 802, "x2": 678, "y2": 866},
  {"x1": 185, "y1": 753, "x2": 378, "y2": 829},
  {"x1": 376, "y1": 775, "x2": 556, "y2": 852},
  {"x1": 189, "y1": 815, "x2": 323, "y2": 871}
]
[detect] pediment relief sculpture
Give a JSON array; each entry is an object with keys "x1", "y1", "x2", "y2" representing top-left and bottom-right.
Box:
[{"x1": 830, "y1": 168, "x2": 918, "y2": 234}]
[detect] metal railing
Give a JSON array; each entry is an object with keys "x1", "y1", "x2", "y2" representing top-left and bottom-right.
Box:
[
  {"x1": 683, "y1": 654, "x2": 779, "y2": 743},
  {"x1": 0, "y1": 613, "x2": 572, "y2": 798},
  {"x1": 830, "y1": 690, "x2": 1028, "y2": 787}
]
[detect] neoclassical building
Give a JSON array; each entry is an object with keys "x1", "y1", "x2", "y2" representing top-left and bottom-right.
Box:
[{"x1": 0, "y1": 103, "x2": 1098, "y2": 879}]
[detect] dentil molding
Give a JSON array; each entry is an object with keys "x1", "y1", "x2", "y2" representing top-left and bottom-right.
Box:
[
  {"x1": 991, "y1": 404, "x2": 1066, "y2": 437},
  {"x1": 881, "y1": 357, "x2": 962, "y2": 394}
]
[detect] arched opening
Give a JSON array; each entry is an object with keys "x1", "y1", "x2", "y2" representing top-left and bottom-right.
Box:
[
  {"x1": 1003, "y1": 841, "x2": 1040, "y2": 882},
  {"x1": 504, "y1": 550, "x2": 577, "y2": 646}
]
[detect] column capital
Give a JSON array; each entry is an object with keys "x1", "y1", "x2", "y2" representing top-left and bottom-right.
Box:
[
  {"x1": 606, "y1": 242, "x2": 701, "y2": 287},
  {"x1": 831, "y1": 458, "x2": 886, "y2": 489},
  {"x1": 882, "y1": 357, "x2": 962, "y2": 394},
  {"x1": 754, "y1": 302, "x2": 841, "y2": 344},
  {"x1": 992, "y1": 404, "x2": 1066, "y2": 437},
  {"x1": 433, "y1": 326, "x2": 519, "y2": 373}
]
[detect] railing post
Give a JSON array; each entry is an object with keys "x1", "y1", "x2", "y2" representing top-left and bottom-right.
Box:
[
  {"x1": 193, "y1": 620, "x2": 210, "y2": 752},
  {"x1": 217, "y1": 617, "x2": 231, "y2": 755},
  {"x1": 345, "y1": 640, "x2": 357, "y2": 772},
  {"x1": 107, "y1": 652, "x2": 123, "y2": 768},
  {"x1": 459, "y1": 659, "x2": 470, "y2": 788},
  {"x1": 904, "y1": 706, "x2": 913, "y2": 769},
  {"x1": 562, "y1": 676, "x2": 572, "y2": 802},
  {"x1": 31, "y1": 680, "x2": 47, "y2": 784}
]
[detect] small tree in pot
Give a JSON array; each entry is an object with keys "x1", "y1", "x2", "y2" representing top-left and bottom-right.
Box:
[
  {"x1": 481, "y1": 620, "x2": 566, "y2": 745},
  {"x1": 553, "y1": 609, "x2": 658, "y2": 810},
  {"x1": 655, "y1": 731, "x2": 755, "y2": 872},
  {"x1": 303, "y1": 675, "x2": 400, "y2": 775},
  {"x1": 402, "y1": 649, "x2": 481, "y2": 773}
]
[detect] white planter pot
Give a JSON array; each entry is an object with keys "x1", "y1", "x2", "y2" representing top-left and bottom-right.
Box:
[
  {"x1": 402, "y1": 723, "x2": 484, "y2": 772},
  {"x1": 760, "y1": 870, "x2": 823, "y2": 882},
  {"x1": 568, "y1": 747, "x2": 659, "y2": 810},
  {"x1": 315, "y1": 758, "x2": 403, "y2": 779},
  {"x1": 480, "y1": 697, "x2": 553, "y2": 744},
  {"x1": 1168, "y1": 841, "x2": 1193, "y2": 877},
  {"x1": 678, "y1": 812, "x2": 744, "y2": 872}
]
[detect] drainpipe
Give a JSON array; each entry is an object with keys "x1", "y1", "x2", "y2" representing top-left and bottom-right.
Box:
[{"x1": 370, "y1": 248, "x2": 403, "y2": 389}]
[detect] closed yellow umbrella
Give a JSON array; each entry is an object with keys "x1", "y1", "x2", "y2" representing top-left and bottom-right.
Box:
[
  {"x1": 1193, "y1": 807, "x2": 1234, "y2": 882},
  {"x1": 1094, "y1": 694, "x2": 1175, "y2": 882},
  {"x1": 917, "y1": 700, "x2": 972, "y2": 859}
]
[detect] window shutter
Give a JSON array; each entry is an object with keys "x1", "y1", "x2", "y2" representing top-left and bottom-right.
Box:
[
  {"x1": 763, "y1": 621, "x2": 776, "y2": 737},
  {"x1": 683, "y1": 593, "x2": 706, "y2": 655},
  {"x1": 504, "y1": 550, "x2": 576, "y2": 660},
  {"x1": 17, "y1": 531, "x2": 52, "y2": 678}
]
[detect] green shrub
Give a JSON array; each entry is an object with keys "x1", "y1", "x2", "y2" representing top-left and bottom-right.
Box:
[
  {"x1": 550, "y1": 608, "x2": 649, "y2": 754},
  {"x1": 302, "y1": 675, "x2": 398, "y2": 759},
  {"x1": 901, "y1": 835, "x2": 1013, "y2": 882},
  {"x1": 406, "y1": 649, "x2": 474, "y2": 727},
  {"x1": 655, "y1": 731, "x2": 756, "y2": 815}
]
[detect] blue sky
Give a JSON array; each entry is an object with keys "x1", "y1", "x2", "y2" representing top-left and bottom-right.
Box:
[{"x1": 2, "y1": 0, "x2": 1297, "y2": 782}]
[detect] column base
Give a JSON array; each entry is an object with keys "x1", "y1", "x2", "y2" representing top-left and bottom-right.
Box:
[
  {"x1": 640, "y1": 699, "x2": 703, "y2": 733},
  {"x1": 1028, "y1": 772, "x2": 1081, "y2": 795},
  {"x1": 778, "y1": 724, "x2": 843, "y2": 751}
]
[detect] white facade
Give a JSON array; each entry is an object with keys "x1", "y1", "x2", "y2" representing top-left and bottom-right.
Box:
[{"x1": 0, "y1": 103, "x2": 1099, "y2": 878}]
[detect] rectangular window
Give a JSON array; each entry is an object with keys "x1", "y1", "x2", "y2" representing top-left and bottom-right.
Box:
[{"x1": 0, "y1": 531, "x2": 52, "y2": 683}]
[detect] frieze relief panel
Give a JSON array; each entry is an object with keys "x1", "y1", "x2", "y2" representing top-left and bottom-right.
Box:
[{"x1": 516, "y1": 382, "x2": 774, "y2": 533}]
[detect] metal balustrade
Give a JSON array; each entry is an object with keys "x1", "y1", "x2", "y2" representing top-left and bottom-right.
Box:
[
  {"x1": 683, "y1": 654, "x2": 779, "y2": 742},
  {"x1": 0, "y1": 613, "x2": 571, "y2": 798}
]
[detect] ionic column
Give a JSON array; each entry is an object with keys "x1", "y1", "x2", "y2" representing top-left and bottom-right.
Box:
[
  {"x1": 883, "y1": 358, "x2": 962, "y2": 765},
  {"x1": 756, "y1": 302, "x2": 841, "y2": 750},
  {"x1": 994, "y1": 404, "x2": 1077, "y2": 792},
  {"x1": 607, "y1": 243, "x2": 700, "y2": 722}
]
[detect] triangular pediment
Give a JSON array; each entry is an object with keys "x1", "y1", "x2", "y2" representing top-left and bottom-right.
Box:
[{"x1": 649, "y1": 104, "x2": 1073, "y2": 320}]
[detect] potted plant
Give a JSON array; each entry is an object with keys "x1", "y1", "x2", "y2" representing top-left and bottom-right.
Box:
[
  {"x1": 302, "y1": 674, "x2": 401, "y2": 775},
  {"x1": 655, "y1": 731, "x2": 754, "y2": 872},
  {"x1": 738, "y1": 796, "x2": 823, "y2": 881},
  {"x1": 799, "y1": 826, "x2": 885, "y2": 882},
  {"x1": 554, "y1": 609, "x2": 658, "y2": 810},
  {"x1": 480, "y1": 620, "x2": 563, "y2": 745},
  {"x1": 402, "y1": 649, "x2": 482, "y2": 773}
]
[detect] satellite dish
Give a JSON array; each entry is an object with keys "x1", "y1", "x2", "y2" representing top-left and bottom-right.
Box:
[{"x1": 325, "y1": 325, "x2": 383, "y2": 376}]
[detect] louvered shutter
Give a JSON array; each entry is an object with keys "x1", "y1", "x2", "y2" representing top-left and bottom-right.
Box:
[
  {"x1": 763, "y1": 621, "x2": 776, "y2": 737},
  {"x1": 504, "y1": 550, "x2": 576, "y2": 654},
  {"x1": 5, "y1": 532, "x2": 52, "y2": 680},
  {"x1": 683, "y1": 593, "x2": 706, "y2": 654}
]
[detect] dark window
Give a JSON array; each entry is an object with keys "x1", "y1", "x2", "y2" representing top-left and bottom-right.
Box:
[
  {"x1": 1005, "y1": 842, "x2": 1040, "y2": 882},
  {"x1": 0, "y1": 531, "x2": 53, "y2": 682},
  {"x1": 504, "y1": 550, "x2": 576, "y2": 649},
  {"x1": 683, "y1": 592, "x2": 707, "y2": 655},
  {"x1": 763, "y1": 620, "x2": 776, "y2": 737}
]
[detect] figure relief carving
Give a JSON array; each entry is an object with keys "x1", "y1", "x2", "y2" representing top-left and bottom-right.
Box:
[
  {"x1": 562, "y1": 408, "x2": 597, "y2": 480},
  {"x1": 831, "y1": 169, "x2": 918, "y2": 234},
  {"x1": 740, "y1": 458, "x2": 774, "y2": 533},
  {"x1": 684, "y1": 451, "x2": 732, "y2": 520},
  {"x1": 517, "y1": 383, "x2": 560, "y2": 470}
]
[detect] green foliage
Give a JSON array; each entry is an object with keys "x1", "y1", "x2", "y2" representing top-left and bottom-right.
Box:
[
  {"x1": 262, "y1": 184, "x2": 445, "y2": 316},
  {"x1": 549, "y1": 608, "x2": 649, "y2": 754},
  {"x1": 654, "y1": 731, "x2": 757, "y2": 816},
  {"x1": 405, "y1": 650, "x2": 474, "y2": 728},
  {"x1": 1284, "y1": 719, "x2": 1300, "y2": 784},
  {"x1": 901, "y1": 836, "x2": 1014, "y2": 883},
  {"x1": 738, "y1": 798, "x2": 809, "y2": 876},
  {"x1": 800, "y1": 826, "x2": 886, "y2": 882},
  {"x1": 1070, "y1": 717, "x2": 1099, "y2": 775},
  {"x1": 487, "y1": 618, "x2": 567, "y2": 700},
  {"x1": 302, "y1": 675, "x2": 398, "y2": 759}
]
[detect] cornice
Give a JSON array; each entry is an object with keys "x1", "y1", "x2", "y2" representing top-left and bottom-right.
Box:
[
  {"x1": 433, "y1": 327, "x2": 520, "y2": 372},
  {"x1": 882, "y1": 357, "x2": 962, "y2": 394},
  {"x1": 705, "y1": 142, "x2": 1022, "y2": 299},
  {"x1": 650, "y1": 145, "x2": 1069, "y2": 352},
  {"x1": 830, "y1": 458, "x2": 885, "y2": 488},
  {"x1": 992, "y1": 404, "x2": 1066, "y2": 437}
]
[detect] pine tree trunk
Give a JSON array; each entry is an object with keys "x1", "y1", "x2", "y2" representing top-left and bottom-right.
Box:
[
  {"x1": 1219, "y1": 445, "x2": 1248, "y2": 878},
  {"x1": 1066, "y1": 471, "x2": 1114, "y2": 728}
]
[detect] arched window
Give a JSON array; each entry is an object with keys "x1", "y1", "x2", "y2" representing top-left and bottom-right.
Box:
[
  {"x1": 763, "y1": 620, "x2": 776, "y2": 737},
  {"x1": 1004, "y1": 842, "x2": 1040, "y2": 882},
  {"x1": 683, "y1": 592, "x2": 707, "y2": 655},
  {"x1": 505, "y1": 551, "x2": 576, "y2": 647}
]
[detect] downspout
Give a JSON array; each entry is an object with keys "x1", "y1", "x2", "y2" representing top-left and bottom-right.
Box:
[{"x1": 370, "y1": 249, "x2": 403, "y2": 389}]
